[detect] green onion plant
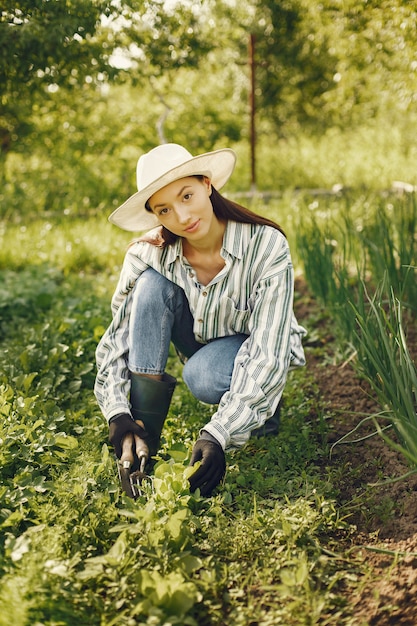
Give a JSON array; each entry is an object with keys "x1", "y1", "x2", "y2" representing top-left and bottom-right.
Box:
[
  {"x1": 297, "y1": 193, "x2": 417, "y2": 470},
  {"x1": 350, "y1": 277, "x2": 417, "y2": 468}
]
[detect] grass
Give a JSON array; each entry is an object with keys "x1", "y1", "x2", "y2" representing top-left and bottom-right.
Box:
[
  {"x1": 351, "y1": 280, "x2": 417, "y2": 468},
  {"x1": 3, "y1": 111, "x2": 417, "y2": 221},
  {"x1": 1, "y1": 99, "x2": 416, "y2": 622},
  {"x1": 0, "y1": 211, "x2": 380, "y2": 625},
  {"x1": 249, "y1": 116, "x2": 417, "y2": 192},
  {"x1": 3, "y1": 191, "x2": 417, "y2": 623}
]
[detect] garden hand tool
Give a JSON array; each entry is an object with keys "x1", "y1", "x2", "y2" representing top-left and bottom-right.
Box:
[
  {"x1": 118, "y1": 420, "x2": 150, "y2": 498},
  {"x1": 118, "y1": 373, "x2": 177, "y2": 498},
  {"x1": 109, "y1": 413, "x2": 147, "y2": 458}
]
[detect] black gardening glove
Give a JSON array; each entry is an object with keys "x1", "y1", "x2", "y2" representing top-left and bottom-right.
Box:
[
  {"x1": 108, "y1": 413, "x2": 148, "y2": 458},
  {"x1": 189, "y1": 436, "x2": 226, "y2": 497}
]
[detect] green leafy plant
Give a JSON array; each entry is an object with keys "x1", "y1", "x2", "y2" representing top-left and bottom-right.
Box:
[
  {"x1": 297, "y1": 193, "x2": 417, "y2": 475},
  {"x1": 0, "y1": 208, "x2": 405, "y2": 625},
  {"x1": 350, "y1": 278, "x2": 417, "y2": 468}
]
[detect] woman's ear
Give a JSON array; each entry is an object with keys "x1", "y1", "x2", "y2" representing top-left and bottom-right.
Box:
[{"x1": 203, "y1": 176, "x2": 212, "y2": 195}]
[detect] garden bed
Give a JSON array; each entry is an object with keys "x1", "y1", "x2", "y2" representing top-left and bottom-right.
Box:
[{"x1": 296, "y1": 278, "x2": 417, "y2": 626}]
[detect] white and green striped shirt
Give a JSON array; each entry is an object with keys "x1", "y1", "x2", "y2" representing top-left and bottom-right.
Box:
[{"x1": 95, "y1": 220, "x2": 306, "y2": 450}]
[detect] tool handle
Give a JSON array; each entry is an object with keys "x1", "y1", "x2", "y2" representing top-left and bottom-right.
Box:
[
  {"x1": 120, "y1": 432, "x2": 135, "y2": 466},
  {"x1": 119, "y1": 419, "x2": 148, "y2": 468},
  {"x1": 133, "y1": 419, "x2": 149, "y2": 462},
  {"x1": 134, "y1": 435, "x2": 149, "y2": 459}
]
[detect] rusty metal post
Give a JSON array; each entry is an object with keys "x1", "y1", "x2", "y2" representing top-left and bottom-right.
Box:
[{"x1": 249, "y1": 33, "x2": 256, "y2": 191}]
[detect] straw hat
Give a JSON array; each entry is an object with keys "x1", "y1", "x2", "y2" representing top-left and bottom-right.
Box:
[{"x1": 108, "y1": 143, "x2": 237, "y2": 232}]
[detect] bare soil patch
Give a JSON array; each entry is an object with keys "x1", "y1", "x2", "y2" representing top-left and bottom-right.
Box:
[{"x1": 294, "y1": 279, "x2": 417, "y2": 625}]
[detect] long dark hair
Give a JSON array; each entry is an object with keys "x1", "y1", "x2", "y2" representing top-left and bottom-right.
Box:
[{"x1": 138, "y1": 176, "x2": 285, "y2": 247}]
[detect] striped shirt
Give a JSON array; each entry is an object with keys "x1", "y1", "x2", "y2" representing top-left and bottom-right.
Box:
[{"x1": 95, "y1": 220, "x2": 306, "y2": 450}]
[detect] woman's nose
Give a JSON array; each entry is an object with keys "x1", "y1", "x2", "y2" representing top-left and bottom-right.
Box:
[{"x1": 174, "y1": 205, "x2": 191, "y2": 224}]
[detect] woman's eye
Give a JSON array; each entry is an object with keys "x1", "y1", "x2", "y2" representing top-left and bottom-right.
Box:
[
  {"x1": 159, "y1": 207, "x2": 169, "y2": 215},
  {"x1": 183, "y1": 193, "x2": 192, "y2": 201}
]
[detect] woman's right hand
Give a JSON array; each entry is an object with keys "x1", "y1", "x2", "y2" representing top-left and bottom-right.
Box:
[
  {"x1": 188, "y1": 438, "x2": 226, "y2": 496},
  {"x1": 108, "y1": 413, "x2": 148, "y2": 458}
]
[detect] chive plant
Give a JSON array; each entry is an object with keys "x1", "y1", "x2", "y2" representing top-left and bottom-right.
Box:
[
  {"x1": 297, "y1": 192, "x2": 417, "y2": 469},
  {"x1": 358, "y1": 194, "x2": 417, "y2": 311},
  {"x1": 351, "y1": 279, "x2": 417, "y2": 468}
]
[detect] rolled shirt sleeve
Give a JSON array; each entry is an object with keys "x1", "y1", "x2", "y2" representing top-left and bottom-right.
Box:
[
  {"x1": 94, "y1": 249, "x2": 149, "y2": 421},
  {"x1": 202, "y1": 231, "x2": 306, "y2": 450}
]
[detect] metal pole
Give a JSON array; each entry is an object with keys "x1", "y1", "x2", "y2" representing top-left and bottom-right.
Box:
[{"x1": 249, "y1": 33, "x2": 256, "y2": 191}]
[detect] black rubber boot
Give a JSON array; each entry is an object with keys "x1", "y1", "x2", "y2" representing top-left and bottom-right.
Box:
[
  {"x1": 251, "y1": 398, "x2": 282, "y2": 438},
  {"x1": 130, "y1": 372, "x2": 177, "y2": 458}
]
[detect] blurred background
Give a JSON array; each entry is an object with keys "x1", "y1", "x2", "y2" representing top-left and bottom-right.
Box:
[{"x1": 2, "y1": 0, "x2": 417, "y2": 220}]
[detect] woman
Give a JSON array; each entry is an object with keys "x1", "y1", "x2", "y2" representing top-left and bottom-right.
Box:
[{"x1": 95, "y1": 143, "x2": 306, "y2": 496}]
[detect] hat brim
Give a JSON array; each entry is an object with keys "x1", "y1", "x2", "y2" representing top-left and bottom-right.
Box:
[{"x1": 108, "y1": 148, "x2": 236, "y2": 232}]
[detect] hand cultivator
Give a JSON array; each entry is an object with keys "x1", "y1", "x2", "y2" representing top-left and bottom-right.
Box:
[
  {"x1": 118, "y1": 422, "x2": 151, "y2": 499},
  {"x1": 117, "y1": 372, "x2": 177, "y2": 498}
]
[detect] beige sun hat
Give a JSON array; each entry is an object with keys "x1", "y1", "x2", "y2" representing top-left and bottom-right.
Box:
[{"x1": 108, "y1": 143, "x2": 237, "y2": 232}]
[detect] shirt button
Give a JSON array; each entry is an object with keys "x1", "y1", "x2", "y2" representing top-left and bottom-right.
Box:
[
  {"x1": 197, "y1": 318, "x2": 203, "y2": 323},
  {"x1": 202, "y1": 291, "x2": 207, "y2": 297}
]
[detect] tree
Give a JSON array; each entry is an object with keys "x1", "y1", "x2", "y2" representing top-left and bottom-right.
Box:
[
  {"x1": 0, "y1": 0, "x2": 225, "y2": 210},
  {"x1": 248, "y1": 0, "x2": 417, "y2": 135},
  {"x1": 0, "y1": 1, "x2": 119, "y2": 159},
  {"x1": 0, "y1": 0, "x2": 214, "y2": 165}
]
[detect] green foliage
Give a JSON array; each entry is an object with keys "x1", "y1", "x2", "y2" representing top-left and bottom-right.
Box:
[
  {"x1": 234, "y1": 0, "x2": 417, "y2": 135},
  {"x1": 251, "y1": 0, "x2": 338, "y2": 132},
  {"x1": 1, "y1": 0, "x2": 116, "y2": 85},
  {"x1": 350, "y1": 280, "x2": 417, "y2": 467},
  {"x1": 3, "y1": 111, "x2": 417, "y2": 221},
  {"x1": 0, "y1": 212, "x2": 370, "y2": 625},
  {"x1": 119, "y1": 0, "x2": 213, "y2": 75},
  {"x1": 0, "y1": 0, "x2": 215, "y2": 158},
  {"x1": 0, "y1": 217, "x2": 131, "y2": 279},
  {"x1": 296, "y1": 192, "x2": 417, "y2": 316},
  {"x1": 3, "y1": 0, "x2": 417, "y2": 199},
  {"x1": 0, "y1": 0, "x2": 118, "y2": 158},
  {"x1": 296, "y1": 191, "x2": 417, "y2": 471},
  {"x1": 357, "y1": 194, "x2": 417, "y2": 307}
]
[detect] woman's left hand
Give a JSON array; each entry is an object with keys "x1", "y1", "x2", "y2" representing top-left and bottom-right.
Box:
[{"x1": 189, "y1": 438, "x2": 226, "y2": 496}]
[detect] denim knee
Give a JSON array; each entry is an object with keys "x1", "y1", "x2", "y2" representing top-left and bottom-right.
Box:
[
  {"x1": 182, "y1": 335, "x2": 247, "y2": 404},
  {"x1": 183, "y1": 356, "x2": 230, "y2": 404},
  {"x1": 132, "y1": 268, "x2": 175, "y2": 310},
  {"x1": 128, "y1": 269, "x2": 181, "y2": 374}
]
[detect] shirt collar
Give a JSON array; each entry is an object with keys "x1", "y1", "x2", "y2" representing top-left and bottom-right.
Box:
[
  {"x1": 165, "y1": 237, "x2": 183, "y2": 266},
  {"x1": 221, "y1": 220, "x2": 250, "y2": 259}
]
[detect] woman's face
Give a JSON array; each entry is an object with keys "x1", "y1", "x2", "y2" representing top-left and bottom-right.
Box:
[{"x1": 148, "y1": 176, "x2": 218, "y2": 241}]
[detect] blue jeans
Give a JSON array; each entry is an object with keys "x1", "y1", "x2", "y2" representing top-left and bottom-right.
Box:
[{"x1": 128, "y1": 268, "x2": 247, "y2": 404}]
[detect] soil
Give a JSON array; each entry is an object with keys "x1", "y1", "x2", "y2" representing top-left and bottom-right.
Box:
[{"x1": 294, "y1": 279, "x2": 417, "y2": 626}]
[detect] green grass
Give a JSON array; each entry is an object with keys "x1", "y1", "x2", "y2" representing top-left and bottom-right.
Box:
[
  {"x1": 3, "y1": 112, "x2": 417, "y2": 222},
  {"x1": 0, "y1": 209, "x2": 402, "y2": 625}
]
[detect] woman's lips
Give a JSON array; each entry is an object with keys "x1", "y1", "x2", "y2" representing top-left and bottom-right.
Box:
[{"x1": 184, "y1": 219, "x2": 200, "y2": 233}]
